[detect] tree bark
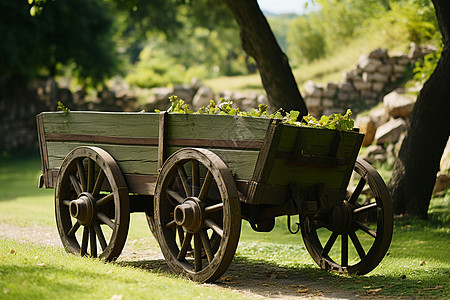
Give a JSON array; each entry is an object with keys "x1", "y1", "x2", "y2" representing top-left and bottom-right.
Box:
[
  {"x1": 223, "y1": 0, "x2": 308, "y2": 115},
  {"x1": 389, "y1": 0, "x2": 450, "y2": 219}
]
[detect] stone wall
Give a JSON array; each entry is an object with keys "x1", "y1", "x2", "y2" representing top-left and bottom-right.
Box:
[
  {"x1": 302, "y1": 44, "x2": 436, "y2": 117},
  {"x1": 0, "y1": 44, "x2": 436, "y2": 151}
]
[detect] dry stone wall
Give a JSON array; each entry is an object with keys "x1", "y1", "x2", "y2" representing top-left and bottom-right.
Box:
[
  {"x1": 0, "y1": 44, "x2": 437, "y2": 152},
  {"x1": 302, "y1": 44, "x2": 436, "y2": 117}
]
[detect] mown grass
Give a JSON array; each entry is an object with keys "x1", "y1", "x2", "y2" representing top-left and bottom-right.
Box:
[
  {"x1": 1, "y1": 151, "x2": 449, "y2": 298},
  {"x1": 0, "y1": 239, "x2": 245, "y2": 300}
]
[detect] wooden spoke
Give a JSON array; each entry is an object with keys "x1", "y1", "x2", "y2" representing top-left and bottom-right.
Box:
[
  {"x1": 349, "y1": 231, "x2": 366, "y2": 259},
  {"x1": 81, "y1": 226, "x2": 89, "y2": 256},
  {"x1": 198, "y1": 171, "x2": 213, "y2": 201},
  {"x1": 349, "y1": 177, "x2": 366, "y2": 204},
  {"x1": 194, "y1": 233, "x2": 202, "y2": 272},
  {"x1": 355, "y1": 220, "x2": 377, "y2": 238},
  {"x1": 76, "y1": 159, "x2": 87, "y2": 192},
  {"x1": 97, "y1": 211, "x2": 115, "y2": 229},
  {"x1": 67, "y1": 221, "x2": 81, "y2": 237},
  {"x1": 87, "y1": 158, "x2": 95, "y2": 192},
  {"x1": 96, "y1": 193, "x2": 114, "y2": 207},
  {"x1": 177, "y1": 232, "x2": 193, "y2": 261},
  {"x1": 92, "y1": 169, "x2": 105, "y2": 197},
  {"x1": 341, "y1": 234, "x2": 348, "y2": 267},
  {"x1": 154, "y1": 148, "x2": 241, "y2": 282},
  {"x1": 93, "y1": 223, "x2": 107, "y2": 251},
  {"x1": 69, "y1": 174, "x2": 82, "y2": 195},
  {"x1": 89, "y1": 226, "x2": 97, "y2": 258},
  {"x1": 353, "y1": 202, "x2": 378, "y2": 214},
  {"x1": 204, "y1": 203, "x2": 223, "y2": 214},
  {"x1": 300, "y1": 158, "x2": 393, "y2": 275},
  {"x1": 199, "y1": 229, "x2": 214, "y2": 263},
  {"x1": 177, "y1": 166, "x2": 191, "y2": 198},
  {"x1": 55, "y1": 146, "x2": 130, "y2": 262},
  {"x1": 191, "y1": 160, "x2": 200, "y2": 196},
  {"x1": 167, "y1": 189, "x2": 185, "y2": 204},
  {"x1": 321, "y1": 232, "x2": 338, "y2": 257},
  {"x1": 204, "y1": 218, "x2": 223, "y2": 238},
  {"x1": 165, "y1": 220, "x2": 176, "y2": 229},
  {"x1": 177, "y1": 226, "x2": 185, "y2": 245}
]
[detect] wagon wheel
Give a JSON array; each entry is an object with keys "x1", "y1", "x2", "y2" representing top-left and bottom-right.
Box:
[
  {"x1": 300, "y1": 158, "x2": 393, "y2": 275},
  {"x1": 55, "y1": 146, "x2": 130, "y2": 261},
  {"x1": 154, "y1": 148, "x2": 241, "y2": 282}
]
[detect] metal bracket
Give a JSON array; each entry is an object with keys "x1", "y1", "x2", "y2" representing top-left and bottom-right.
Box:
[{"x1": 287, "y1": 214, "x2": 300, "y2": 234}]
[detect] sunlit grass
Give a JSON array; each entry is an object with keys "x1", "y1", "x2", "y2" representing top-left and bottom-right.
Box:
[
  {"x1": 0, "y1": 239, "x2": 245, "y2": 300},
  {"x1": 1, "y1": 153, "x2": 449, "y2": 298}
]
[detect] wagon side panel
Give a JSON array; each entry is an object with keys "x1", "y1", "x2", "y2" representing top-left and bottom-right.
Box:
[
  {"x1": 38, "y1": 112, "x2": 161, "y2": 194},
  {"x1": 249, "y1": 125, "x2": 364, "y2": 209},
  {"x1": 165, "y1": 114, "x2": 270, "y2": 181}
]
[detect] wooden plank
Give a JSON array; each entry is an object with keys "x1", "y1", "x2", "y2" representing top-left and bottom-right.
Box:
[
  {"x1": 246, "y1": 120, "x2": 283, "y2": 204},
  {"x1": 267, "y1": 159, "x2": 349, "y2": 189},
  {"x1": 36, "y1": 114, "x2": 50, "y2": 188},
  {"x1": 167, "y1": 114, "x2": 270, "y2": 141},
  {"x1": 158, "y1": 112, "x2": 168, "y2": 170},
  {"x1": 45, "y1": 133, "x2": 159, "y2": 146},
  {"x1": 167, "y1": 147, "x2": 259, "y2": 181},
  {"x1": 40, "y1": 111, "x2": 160, "y2": 137},
  {"x1": 46, "y1": 142, "x2": 159, "y2": 175}
]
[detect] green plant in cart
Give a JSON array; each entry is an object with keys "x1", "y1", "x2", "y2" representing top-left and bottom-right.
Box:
[{"x1": 159, "y1": 95, "x2": 355, "y2": 131}]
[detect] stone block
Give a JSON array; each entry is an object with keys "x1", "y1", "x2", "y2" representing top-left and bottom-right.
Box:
[
  {"x1": 355, "y1": 116, "x2": 376, "y2": 146},
  {"x1": 337, "y1": 92, "x2": 351, "y2": 101},
  {"x1": 361, "y1": 90, "x2": 378, "y2": 99},
  {"x1": 378, "y1": 64, "x2": 393, "y2": 74},
  {"x1": 368, "y1": 48, "x2": 389, "y2": 60},
  {"x1": 304, "y1": 80, "x2": 323, "y2": 96},
  {"x1": 358, "y1": 57, "x2": 383, "y2": 72},
  {"x1": 393, "y1": 64, "x2": 407, "y2": 73},
  {"x1": 339, "y1": 82, "x2": 355, "y2": 92},
  {"x1": 353, "y1": 81, "x2": 372, "y2": 91},
  {"x1": 372, "y1": 82, "x2": 385, "y2": 93},
  {"x1": 192, "y1": 86, "x2": 214, "y2": 109},
  {"x1": 323, "y1": 89, "x2": 337, "y2": 98},
  {"x1": 383, "y1": 91, "x2": 415, "y2": 118},
  {"x1": 305, "y1": 97, "x2": 321, "y2": 107},
  {"x1": 374, "y1": 118, "x2": 407, "y2": 144},
  {"x1": 322, "y1": 98, "x2": 334, "y2": 108}
]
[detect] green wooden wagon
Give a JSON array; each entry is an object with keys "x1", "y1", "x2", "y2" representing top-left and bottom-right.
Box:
[{"x1": 37, "y1": 111, "x2": 393, "y2": 282}]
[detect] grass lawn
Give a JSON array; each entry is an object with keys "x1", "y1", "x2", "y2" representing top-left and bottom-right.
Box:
[{"x1": 1, "y1": 150, "x2": 449, "y2": 298}]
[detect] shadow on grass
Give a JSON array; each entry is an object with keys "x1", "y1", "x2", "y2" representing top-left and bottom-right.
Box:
[{"x1": 119, "y1": 255, "x2": 449, "y2": 299}]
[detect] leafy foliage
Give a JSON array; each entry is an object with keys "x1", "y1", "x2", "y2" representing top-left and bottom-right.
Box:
[
  {"x1": 0, "y1": 0, "x2": 119, "y2": 86},
  {"x1": 56, "y1": 101, "x2": 70, "y2": 112},
  {"x1": 413, "y1": 45, "x2": 442, "y2": 85},
  {"x1": 158, "y1": 96, "x2": 355, "y2": 131}
]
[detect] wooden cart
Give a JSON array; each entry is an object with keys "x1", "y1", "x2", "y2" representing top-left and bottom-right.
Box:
[{"x1": 37, "y1": 111, "x2": 393, "y2": 282}]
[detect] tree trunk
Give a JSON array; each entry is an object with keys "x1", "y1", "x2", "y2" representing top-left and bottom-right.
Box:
[
  {"x1": 223, "y1": 0, "x2": 308, "y2": 115},
  {"x1": 389, "y1": 0, "x2": 450, "y2": 219}
]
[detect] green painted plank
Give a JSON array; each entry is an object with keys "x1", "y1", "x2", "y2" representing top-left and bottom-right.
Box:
[
  {"x1": 167, "y1": 114, "x2": 270, "y2": 141},
  {"x1": 267, "y1": 159, "x2": 349, "y2": 189},
  {"x1": 41, "y1": 112, "x2": 160, "y2": 137},
  {"x1": 47, "y1": 142, "x2": 159, "y2": 175},
  {"x1": 47, "y1": 142, "x2": 259, "y2": 180},
  {"x1": 166, "y1": 147, "x2": 259, "y2": 181},
  {"x1": 277, "y1": 125, "x2": 363, "y2": 158}
]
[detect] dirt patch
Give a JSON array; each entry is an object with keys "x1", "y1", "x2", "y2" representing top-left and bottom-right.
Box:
[{"x1": 0, "y1": 222, "x2": 362, "y2": 299}]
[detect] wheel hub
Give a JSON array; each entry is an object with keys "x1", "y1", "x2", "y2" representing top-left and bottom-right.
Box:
[
  {"x1": 69, "y1": 192, "x2": 95, "y2": 225},
  {"x1": 328, "y1": 200, "x2": 354, "y2": 234},
  {"x1": 174, "y1": 197, "x2": 204, "y2": 233}
]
